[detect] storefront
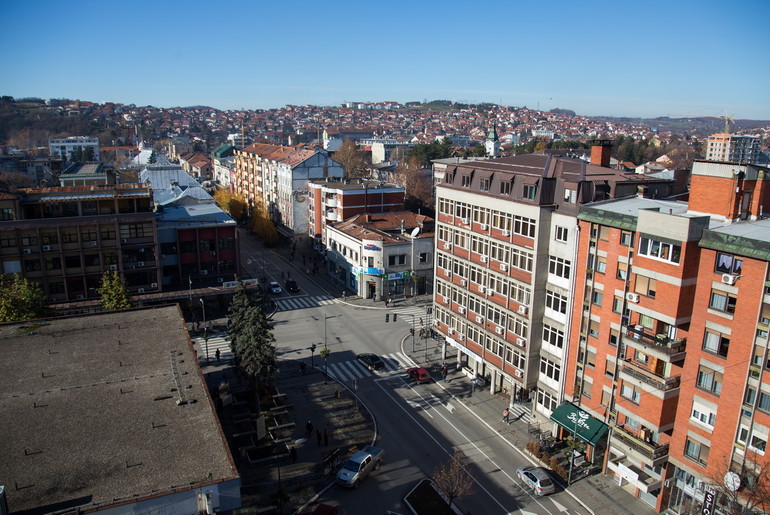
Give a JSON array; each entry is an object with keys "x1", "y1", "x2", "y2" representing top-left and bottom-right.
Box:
[{"x1": 549, "y1": 403, "x2": 609, "y2": 464}]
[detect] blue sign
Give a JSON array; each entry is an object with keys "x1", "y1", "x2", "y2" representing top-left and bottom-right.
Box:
[{"x1": 364, "y1": 244, "x2": 381, "y2": 251}]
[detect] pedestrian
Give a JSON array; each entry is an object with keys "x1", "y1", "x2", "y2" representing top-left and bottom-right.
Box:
[
  {"x1": 300, "y1": 362, "x2": 306, "y2": 374},
  {"x1": 290, "y1": 446, "x2": 297, "y2": 463},
  {"x1": 215, "y1": 349, "x2": 221, "y2": 362},
  {"x1": 306, "y1": 420, "x2": 313, "y2": 437},
  {"x1": 316, "y1": 429, "x2": 322, "y2": 446},
  {"x1": 503, "y1": 407, "x2": 510, "y2": 424},
  {"x1": 441, "y1": 364, "x2": 448, "y2": 382},
  {"x1": 323, "y1": 428, "x2": 329, "y2": 446}
]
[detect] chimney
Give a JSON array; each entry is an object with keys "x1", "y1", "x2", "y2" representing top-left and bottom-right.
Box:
[
  {"x1": 589, "y1": 139, "x2": 612, "y2": 167},
  {"x1": 751, "y1": 169, "x2": 767, "y2": 219}
]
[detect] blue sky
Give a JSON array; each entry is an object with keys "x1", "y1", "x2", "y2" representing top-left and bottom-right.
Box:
[{"x1": 1, "y1": 0, "x2": 768, "y2": 119}]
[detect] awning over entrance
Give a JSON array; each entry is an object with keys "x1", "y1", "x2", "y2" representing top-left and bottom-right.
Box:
[{"x1": 550, "y1": 403, "x2": 609, "y2": 446}]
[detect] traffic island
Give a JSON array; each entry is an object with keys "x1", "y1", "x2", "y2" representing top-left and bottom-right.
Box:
[{"x1": 403, "y1": 479, "x2": 459, "y2": 515}]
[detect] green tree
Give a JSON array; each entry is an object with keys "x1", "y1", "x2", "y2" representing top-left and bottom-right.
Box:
[
  {"x1": 148, "y1": 151, "x2": 157, "y2": 164},
  {"x1": 0, "y1": 274, "x2": 47, "y2": 323},
  {"x1": 405, "y1": 137, "x2": 454, "y2": 167},
  {"x1": 98, "y1": 270, "x2": 133, "y2": 310}
]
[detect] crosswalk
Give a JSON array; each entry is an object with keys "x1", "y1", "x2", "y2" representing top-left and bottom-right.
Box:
[
  {"x1": 390, "y1": 305, "x2": 433, "y2": 328},
  {"x1": 274, "y1": 294, "x2": 337, "y2": 312},
  {"x1": 323, "y1": 352, "x2": 413, "y2": 382},
  {"x1": 508, "y1": 402, "x2": 531, "y2": 423},
  {"x1": 193, "y1": 332, "x2": 233, "y2": 363}
]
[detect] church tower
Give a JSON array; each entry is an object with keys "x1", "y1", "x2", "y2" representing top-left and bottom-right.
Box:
[{"x1": 485, "y1": 122, "x2": 500, "y2": 157}]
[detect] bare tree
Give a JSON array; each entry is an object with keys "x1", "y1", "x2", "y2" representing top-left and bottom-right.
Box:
[
  {"x1": 704, "y1": 456, "x2": 770, "y2": 514},
  {"x1": 432, "y1": 449, "x2": 474, "y2": 508},
  {"x1": 395, "y1": 157, "x2": 433, "y2": 212},
  {"x1": 333, "y1": 138, "x2": 370, "y2": 179}
]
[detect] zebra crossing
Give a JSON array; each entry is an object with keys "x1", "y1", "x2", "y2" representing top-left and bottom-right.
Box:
[
  {"x1": 193, "y1": 332, "x2": 233, "y2": 363},
  {"x1": 274, "y1": 294, "x2": 337, "y2": 312},
  {"x1": 508, "y1": 402, "x2": 531, "y2": 423},
  {"x1": 391, "y1": 305, "x2": 433, "y2": 327},
  {"x1": 324, "y1": 352, "x2": 412, "y2": 382}
]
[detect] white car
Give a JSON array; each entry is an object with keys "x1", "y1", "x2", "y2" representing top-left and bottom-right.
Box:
[
  {"x1": 516, "y1": 466, "x2": 555, "y2": 495},
  {"x1": 269, "y1": 281, "x2": 282, "y2": 294}
]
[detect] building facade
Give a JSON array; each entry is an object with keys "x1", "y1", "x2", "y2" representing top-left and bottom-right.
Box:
[
  {"x1": 706, "y1": 133, "x2": 761, "y2": 165},
  {"x1": 49, "y1": 136, "x2": 100, "y2": 162}
]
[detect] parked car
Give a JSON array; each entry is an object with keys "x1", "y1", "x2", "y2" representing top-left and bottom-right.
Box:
[
  {"x1": 285, "y1": 279, "x2": 300, "y2": 292},
  {"x1": 269, "y1": 281, "x2": 283, "y2": 294},
  {"x1": 516, "y1": 466, "x2": 555, "y2": 496},
  {"x1": 357, "y1": 353, "x2": 385, "y2": 371},
  {"x1": 407, "y1": 367, "x2": 431, "y2": 384}
]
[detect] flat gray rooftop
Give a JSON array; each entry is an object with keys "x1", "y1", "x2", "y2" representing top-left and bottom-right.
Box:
[{"x1": 0, "y1": 305, "x2": 237, "y2": 513}]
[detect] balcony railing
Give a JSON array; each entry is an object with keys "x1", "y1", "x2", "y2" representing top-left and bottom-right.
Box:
[
  {"x1": 625, "y1": 325, "x2": 687, "y2": 355},
  {"x1": 620, "y1": 359, "x2": 681, "y2": 391},
  {"x1": 613, "y1": 425, "x2": 670, "y2": 461}
]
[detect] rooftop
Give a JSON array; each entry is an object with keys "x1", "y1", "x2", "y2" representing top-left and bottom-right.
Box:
[{"x1": 0, "y1": 305, "x2": 237, "y2": 513}]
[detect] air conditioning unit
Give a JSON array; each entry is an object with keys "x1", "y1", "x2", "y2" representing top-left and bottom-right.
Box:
[
  {"x1": 432, "y1": 319, "x2": 439, "y2": 326},
  {"x1": 500, "y1": 263, "x2": 509, "y2": 271},
  {"x1": 633, "y1": 325, "x2": 644, "y2": 339},
  {"x1": 502, "y1": 230, "x2": 511, "y2": 236},
  {"x1": 449, "y1": 328, "x2": 456, "y2": 334},
  {"x1": 137, "y1": 261, "x2": 145, "y2": 267},
  {"x1": 458, "y1": 333, "x2": 465, "y2": 340},
  {"x1": 516, "y1": 337, "x2": 526, "y2": 347},
  {"x1": 460, "y1": 279, "x2": 467, "y2": 286},
  {"x1": 626, "y1": 292, "x2": 640, "y2": 303},
  {"x1": 138, "y1": 288, "x2": 145, "y2": 294},
  {"x1": 200, "y1": 270, "x2": 208, "y2": 275},
  {"x1": 90, "y1": 241, "x2": 98, "y2": 246},
  {"x1": 109, "y1": 264, "x2": 118, "y2": 271},
  {"x1": 458, "y1": 306, "x2": 466, "y2": 314},
  {"x1": 217, "y1": 277, "x2": 224, "y2": 283},
  {"x1": 515, "y1": 369, "x2": 524, "y2": 378},
  {"x1": 442, "y1": 295, "x2": 449, "y2": 304},
  {"x1": 42, "y1": 245, "x2": 52, "y2": 251},
  {"x1": 461, "y1": 218, "x2": 469, "y2": 225},
  {"x1": 445, "y1": 269, "x2": 452, "y2": 276},
  {"x1": 475, "y1": 315, "x2": 484, "y2": 323},
  {"x1": 443, "y1": 242, "x2": 452, "y2": 250},
  {"x1": 481, "y1": 255, "x2": 489, "y2": 263},
  {"x1": 721, "y1": 273, "x2": 737, "y2": 285},
  {"x1": 480, "y1": 224, "x2": 488, "y2": 230},
  {"x1": 479, "y1": 285, "x2": 486, "y2": 293},
  {"x1": 518, "y1": 305, "x2": 529, "y2": 315},
  {"x1": 150, "y1": 283, "x2": 158, "y2": 288},
  {"x1": 487, "y1": 289, "x2": 494, "y2": 297},
  {"x1": 22, "y1": 248, "x2": 32, "y2": 254},
  {"x1": 495, "y1": 326, "x2": 504, "y2": 335}
]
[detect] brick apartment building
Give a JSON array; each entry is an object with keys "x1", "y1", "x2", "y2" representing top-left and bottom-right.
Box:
[
  {"x1": 565, "y1": 160, "x2": 770, "y2": 512},
  {"x1": 431, "y1": 142, "x2": 676, "y2": 428}
]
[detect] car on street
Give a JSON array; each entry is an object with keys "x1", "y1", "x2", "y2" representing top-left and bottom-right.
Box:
[
  {"x1": 357, "y1": 353, "x2": 385, "y2": 371},
  {"x1": 269, "y1": 281, "x2": 283, "y2": 294},
  {"x1": 516, "y1": 466, "x2": 555, "y2": 496},
  {"x1": 407, "y1": 367, "x2": 431, "y2": 383},
  {"x1": 285, "y1": 279, "x2": 300, "y2": 292}
]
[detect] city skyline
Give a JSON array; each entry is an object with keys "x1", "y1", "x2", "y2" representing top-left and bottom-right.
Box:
[{"x1": 1, "y1": 0, "x2": 768, "y2": 120}]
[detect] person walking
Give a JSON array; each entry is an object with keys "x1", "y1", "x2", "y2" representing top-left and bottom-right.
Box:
[
  {"x1": 306, "y1": 420, "x2": 313, "y2": 437},
  {"x1": 503, "y1": 407, "x2": 510, "y2": 424},
  {"x1": 215, "y1": 349, "x2": 220, "y2": 362},
  {"x1": 316, "y1": 429, "x2": 322, "y2": 446},
  {"x1": 441, "y1": 363, "x2": 448, "y2": 382}
]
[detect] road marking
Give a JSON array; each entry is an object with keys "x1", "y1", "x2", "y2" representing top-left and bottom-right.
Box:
[{"x1": 550, "y1": 499, "x2": 568, "y2": 512}]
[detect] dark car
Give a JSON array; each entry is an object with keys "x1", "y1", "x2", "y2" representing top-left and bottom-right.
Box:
[
  {"x1": 357, "y1": 353, "x2": 385, "y2": 371},
  {"x1": 285, "y1": 279, "x2": 300, "y2": 292},
  {"x1": 407, "y1": 367, "x2": 431, "y2": 383}
]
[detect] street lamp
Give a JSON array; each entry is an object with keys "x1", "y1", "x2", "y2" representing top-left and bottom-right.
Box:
[
  {"x1": 199, "y1": 298, "x2": 208, "y2": 364},
  {"x1": 567, "y1": 411, "x2": 587, "y2": 486}
]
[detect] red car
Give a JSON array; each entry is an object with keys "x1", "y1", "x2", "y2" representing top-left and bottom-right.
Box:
[{"x1": 407, "y1": 367, "x2": 431, "y2": 383}]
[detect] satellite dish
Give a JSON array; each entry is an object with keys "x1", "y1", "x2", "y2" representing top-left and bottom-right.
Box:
[
  {"x1": 724, "y1": 471, "x2": 741, "y2": 491},
  {"x1": 410, "y1": 227, "x2": 420, "y2": 237}
]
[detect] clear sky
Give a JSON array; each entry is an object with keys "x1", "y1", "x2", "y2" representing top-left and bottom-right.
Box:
[{"x1": 1, "y1": 0, "x2": 768, "y2": 119}]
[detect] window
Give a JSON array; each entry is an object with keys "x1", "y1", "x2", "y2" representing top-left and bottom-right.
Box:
[
  {"x1": 388, "y1": 254, "x2": 406, "y2": 266},
  {"x1": 582, "y1": 379, "x2": 593, "y2": 398},
  {"x1": 0, "y1": 207, "x2": 13, "y2": 221},
  {"x1": 537, "y1": 389, "x2": 558, "y2": 413},
  {"x1": 24, "y1": 259, "x2": 42, "y2": 272},
  {"x1": 621, "y1": 383, "x2": 640, "y2": 403},
  {"x1": 555, "y1": 226, "x2": 568, "y2": 242},
  {"x1": 620, "y1": 231, "x2": 632, "y2": 246},
  {"x1": 759, "y1": 392, "x2": 770, "y2": 414},
  {"x1": 461, "y1": 174, "x2": 472, "y2": 187},
  {"x1": 703, "y1": 330, "x2": 730, "y2": 357},
  {"x1": 564, "y1": 188, "x2": 576, "y2": 203},
  {"x1": 419, "y1": 252, "x2": 428, "y2": 264},
  {"x1": 61, "y1": 230, "x2": 78, "y2": 243},
  {"x1": 605, "y1": 359, "x2": 616, "y2": 378},
  {"x1": 638, "y1": 236, "x2": 681, "y2": 264},
  {"x1": 523, "y1": 184, "x2": 536, "y2": 200},
  {"x1": 540, "y1": 357, "x2": 561, "y2": 382},
  {"x1": 0, "y1": 233, "x2": 17, "y2": 248},
  {"x1": 589, "y1": 320, "x2": 600, "y2": 338},
  {"x1": 542, "y1": 324, "x2": 565, "y2": 349},
  {"x1": 545, "y1": 290, "x2": 568, "y2": 314},
  {"x1": 41, "y1": 232, "x2": 59, "y2": 245},
  {"x1": 64, "y1": 255, "x2": 81, "y2": 268},
  {"x1": 601, "y1": 389, "x2": 613, "y2": 407},
  {"x1": 613, "y1": 296, "x2": 623, "y2": 314},
  {"x1": 500, "y1": 181, "x2": 511, "y2": 195},
  {"x1": 691, "y1": 402, "x2": 716, "y2": 429},
  {"x1": 479, "y1": 178, "x2": 490, "y2": 191},
  {"x1": 715, "y1": 252, "x2": 743, "y2": 275},
  {"x1": 745, "y1": 387, "x2": 757, "y2": 406},
  {"x1": 709, "y1": 290, "x2": 737, "y2": 314},
  {"x1": 617, "y1": 262, "x2": 628, "y2": 280},
  {"x1": 513, "y1": 215, "x2": 536, "y2": 238},
  {"x1": 696, "y1": 364, "x2": 723, "y2": 395},
  {"x1": 634, "y1": 275, "x2": 657, "y2": 297},
  {"x1": 684, "y1": 438, "x2": 709, "y2": 466},
  {"x1": 548, "y1": 256, "x2": 571, "y2": 279},
  {"x1": 45, "y1": 257, "x2": 61, "y2": 270},
  {"x1": 592, "y1": 291, "x2": 603, "y2": 307},
  {"x1": 750, "y1": 434, "x2": 767, "y2": 454}
]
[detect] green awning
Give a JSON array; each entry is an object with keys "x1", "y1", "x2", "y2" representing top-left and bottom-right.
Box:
[{"x1": 550, "y1": 403, "x2": 609, "y2": 446}]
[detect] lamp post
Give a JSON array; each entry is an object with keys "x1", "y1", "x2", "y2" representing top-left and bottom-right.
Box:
[{"x1": 199, "y1": 298, "x2": 208, "y2": 364}]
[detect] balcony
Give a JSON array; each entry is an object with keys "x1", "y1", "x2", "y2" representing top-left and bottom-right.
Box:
[
  {"x1": 325, "y1": 197, "x2": 338, "y2": 208},
  {"x1": 620, "y1": 359, "x2": 681, "y2": 392},
  {"x1": 612, "y1": 425, "x2": 670, "y2": 466},
  {"x1": 625, "y1": 325, "x2": 686, "y2": 362}
]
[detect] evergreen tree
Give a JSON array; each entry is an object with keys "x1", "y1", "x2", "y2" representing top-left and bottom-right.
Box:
[
  {"x1": 0, "y1": 274, "x2": 47, "y2": 323},
  {"x1": 98, "y1": 270, "x2": 133, "y2": 310}
]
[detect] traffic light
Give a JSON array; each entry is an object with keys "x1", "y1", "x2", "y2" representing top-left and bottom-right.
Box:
[
  {"x1": 386, "y1": 314, "x2": 390, "y2": 323},
  {"x1": 310, "y1": 343, "x2": 317, "y2": 353},
  {"x1": 410, "y1": 328, "x2": 415, "y2": 335},
  {"x1": 393, "y1": 314, "x2": 398, "y2": 322}
]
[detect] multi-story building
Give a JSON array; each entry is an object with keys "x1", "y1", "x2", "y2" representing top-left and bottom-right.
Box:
[
  {"x1": 0, "y1": 183, "x2": 159, "y2": 301},
  {"x1": 49, "y1": 136, "x2": 100, "y2": 162},
  {"x1": 706, "y1": 133, "x2": 761, "y2": 164},
  {"x1": 563, "y1": 160, "x2": 770, "y2": 512},
  {"x1": 233, "y1": 143, "x2": 344, "y2": 238},
  {"x1": 58, "y1": 162, "x2": 113, "y2": 187},
  {"x1": 308, "y1": 178, "x2": 405, "y2": 251},
  {"x1": 432, "y1": 142, "x2": 676, "y2": 425},
  {"x1": 326, "y1": 211, "x2": 434, "y2": 299}
]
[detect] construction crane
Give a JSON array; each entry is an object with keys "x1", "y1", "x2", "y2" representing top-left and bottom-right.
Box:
[{"x1": 668, "y1": 112, "x2": 734, "y2": 134}]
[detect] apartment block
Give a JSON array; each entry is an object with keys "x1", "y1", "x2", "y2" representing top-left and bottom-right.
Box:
[
  {"x1": 564, "y1": 160, "x2": 770, "y2": 512},
  {"x1": 432, "y1": 142, "x2": 675, "y2": 435},
  {"x1": 706, "y1": 133, "x2": 761, "y2": 165},
  {"x1": 49, "y1": 136, "x2": 100, "y2": 161}
]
